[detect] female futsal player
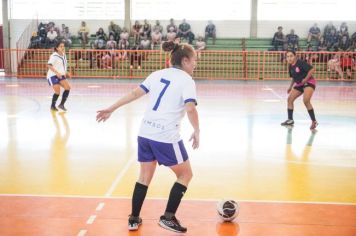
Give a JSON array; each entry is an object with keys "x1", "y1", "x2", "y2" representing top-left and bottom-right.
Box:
[
  {"x1": 281, "y1": 50, "x2": 318, "y2": 130},
  {"x1": 96, "y1": 41, "x2": 199, "y2": 233},
  {"x1": 47, "y1": 41, "x2": 71, "y2": 111}
]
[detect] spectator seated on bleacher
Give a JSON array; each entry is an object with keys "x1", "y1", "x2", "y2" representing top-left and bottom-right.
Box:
[
  {"x1": 46, "y1": 22, "x2": 60, "y2": 36},
  {"x1": 87, "y1": 40, "x2": 106, "y2": 69},
  {"x1": 140, "y1": 19, "x2": 152, "y2": 38},
  {"x1": 307, "y1": 23, "x2": 321, "y2": 44},
  {"x1": 178, "y1": 19, "x2": 195, "y2": 44},
  {"x1": 339, "y1": 35, "x2": 351, "y2": 51},
  {"x1": 166, "y1": 27, "x2": 177, "y2": 42},
  {"x1": 317, "y1": 38, "x2": 327, "y2": 51},
  {"x1": 102, "y1": 38, "x2": 120, "y2": 69},
  {"x1": 286, "y1": 29, "x2": 299, "y2": 51},
  {"x1": 106, "y1": 34, "x2": 117, "y2": 49},
  {"x1": 118, "y1": 38, "x2": 129, "y2": 59},
  {"x1": 108, "y1": 21, "x2": 121, "y2": 42},
  {"x1": 46, "y1": 27, "x2": 58, "y2": 48},
  {"x1": 132, "y1": 21, "x2": 142, "y2": 45},
  {"x1": 205, "y1": 21, "x2": 216, "y2": 45},
  {"x1": 271, "y1": 26, "x2": 285, "y2": 51},
  {"x1": 151, "y1": 28, "x2": 162, "y2": 49},
  {"x1": 327, "y1": 54, "x2": 343, "y2": 79},
  {"x1": 61, "y1": 24, "x2": 68, "y2": 36},
  {"x1": 323, "y1": 22, "x2": 336, "y2": 39},
  {"x1": 339, "y1": 22, "x2": 349, "y2": 38},
  {"x1": 29, "y1": 31, "x2": 41, "y2": 49},
  {"x1": 301, "y1": 44, "x2": 319, "y2": 65},
  {"x1": 340, "y1": 53, "x2": 354, "y2": 79},
  {"x1": 46, "y1": 22, "x2": 53, "y2": 32},
  {"x1": 61, "y1": 27, "x2": 72, "y2": 48},
  {"x1": 153, "y1": 20, "x2": 163, "y2": 34},
  {"x1": 351, "y1": 32, "x2": 356, "y2": 45},
  {"x1": 130, "y1": 44, "x2": 144, "y2": 70},
  {"x1": 140, "y1": 35, "x2": 151, "y2": 50},
  {"x1": 78, "y1": 21, "x2": 90, "y2": 49},
  {"x1": 94, "y1": 27, "x2": 108, "y2": 49},
  {"x1": 195, "y1": 36, "x2": 206, "y2": 59},
  {"x1": 166, "y1": 18, "x2": 178, "y2": 34},
  {"x1": 325, "y1": 28, "x2": 339, "y2": 51},
  {"x1": 120, "y1": 27, "x2": 130, "y2": 41}
]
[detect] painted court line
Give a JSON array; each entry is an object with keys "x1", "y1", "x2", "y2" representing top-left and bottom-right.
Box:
[
  {"x1": 0, "y1": 194, "x2": 355, "y2": 206},
  {"x1": 96, "y1": 202, "x2": 105, "y2": 211},
  {"x1": 77, "y1": 230, "x2": 87, "y2": 236},
  {"x1": 86, "y1": 215, "x2": 97, "y2": 224},
  {"x1": 105, "y1": 158, "x2": 135, "y2": 197}
]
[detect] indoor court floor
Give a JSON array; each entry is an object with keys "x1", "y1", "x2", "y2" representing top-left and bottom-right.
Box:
[{"x1": 1, "y1": 78, "x2": 356, "y2": 236}]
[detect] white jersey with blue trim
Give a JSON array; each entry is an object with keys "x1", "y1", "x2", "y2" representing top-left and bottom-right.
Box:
[
  {"x1": 46, "y1": 52, "x2": 67, "y2": 79},
  {"x1": 138, "y1": 67, "x2": 197, "y2": 143}
]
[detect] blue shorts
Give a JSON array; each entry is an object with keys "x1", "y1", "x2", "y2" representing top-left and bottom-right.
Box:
[
  {"x1": 138, "y1": 136, "x2": 189, "y2": 166},
  {"x1": 48, "y1": 75, "x2": 66, "y2": 86}
]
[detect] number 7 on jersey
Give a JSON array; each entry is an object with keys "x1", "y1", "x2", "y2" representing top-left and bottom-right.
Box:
[{"x1": 153, "y1": 78, "x2": 170, "y2": 111}]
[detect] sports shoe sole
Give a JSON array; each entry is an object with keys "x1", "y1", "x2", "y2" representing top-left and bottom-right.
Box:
[
  {"x1": 58, "y1": 106, "x2": 67, "y2": 112},
  {"x1": 158, "y1": 221, "x2": 186, "y2": 233},
  {"x1": 128, "y1": 222, "x2": 141, "y2": 231}
]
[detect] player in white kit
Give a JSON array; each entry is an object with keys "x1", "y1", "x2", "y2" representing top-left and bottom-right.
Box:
[
  {"x1": 96, "y1": 41, "x2": 199, "y2": 233},
  {"x1": 47, "y1": 41, "x2": 71, "y2": 111}
]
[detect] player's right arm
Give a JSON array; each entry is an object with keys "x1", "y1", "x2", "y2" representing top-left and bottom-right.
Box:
[
  {"x1": 48, "y1": 64, "x2": 62, "y2": 78},
  {"x1": 48, "y1": 55, "x2": 62, "y2": 78},
  {"x1": 96, "y1": 86, "x2": 146, "y2": 122},
  {"x1": 287, "y1": 79, "x2": 294, "y2": 94}
]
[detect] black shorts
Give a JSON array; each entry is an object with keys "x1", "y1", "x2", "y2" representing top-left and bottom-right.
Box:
[{"x1": 293, "y1": 83, "x2": 316, "y2": 93}]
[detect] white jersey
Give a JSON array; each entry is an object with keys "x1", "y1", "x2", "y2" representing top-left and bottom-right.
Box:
[
  {"x1": 138, "y1": 67, "x2": 197, "y2": 143},
  {"x1": 47, "y1": 52, "x2": 67, "y2": 79}
]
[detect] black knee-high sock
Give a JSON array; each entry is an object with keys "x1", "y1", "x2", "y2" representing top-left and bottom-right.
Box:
[
  {"x1": 51, "y1": 93, "x2": 59, "y2": 107},
  {"x1": 288, "y1": 109, "x2": 294, "y2": 120},
  {"x1": 60, "y1": 90, "x2": 70, "y2": 105},
  {"x1": 308, "y1": 109, "x2": 316, "y2": 121},
  {"x1": 131, "y1": 182, "x2": 148, "y2": 217},
  {"x1": 164, "y1": 182, "x2": 187, "y2": 219}
]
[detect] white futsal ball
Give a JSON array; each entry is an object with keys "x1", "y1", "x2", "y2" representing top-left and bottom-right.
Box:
[{"x1": 216, "y1": 199, "x2": 239, "y2": 222}]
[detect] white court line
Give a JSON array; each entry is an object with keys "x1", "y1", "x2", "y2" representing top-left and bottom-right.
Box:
[
  {"x1": 77, "y1": 230, "x2": 87, "y2": 236},
  {"x1": 96, "y1": 202, "x2": 105, "y2": 211},
  {"x1": 263, "y1": 85, "x2": 306, "y2": 118},
  {"x1": 105, "y1": 158, "x2": 135, "y2": 197},
  {"x1": 262, "y1": 99, "x2": 280, "y2": 103},
  {"x1": 86, "y1": 215, "x2": 97, "y2": 224},
  {"x1": 264, "y1": 85, "x2": 285, "y2": 100},
  {"x1": 1, "y1": 194, "x2": 355, "y2": 206}
]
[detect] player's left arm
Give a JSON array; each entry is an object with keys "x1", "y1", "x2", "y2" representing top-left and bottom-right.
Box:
[{"x1": 302, "y1": 67, "x2": 315, "y2": 84}]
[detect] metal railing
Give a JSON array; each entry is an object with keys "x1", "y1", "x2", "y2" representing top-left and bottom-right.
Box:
[{"x1": 1, "y1": 48, "x2": 355, "y2": 81}]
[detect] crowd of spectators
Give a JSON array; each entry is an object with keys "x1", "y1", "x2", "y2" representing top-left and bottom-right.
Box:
[
  {"x1": 28, "y1": 20, "x2": 355, "y2": 77},
  {"x1": 271, "y1": 22, "x2": 356, "y2": 79},
  {"x1": 271, "y1": 21, "x2": 356, "y2": 53}
]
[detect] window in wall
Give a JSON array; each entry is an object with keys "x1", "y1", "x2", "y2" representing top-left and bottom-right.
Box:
[
  {"x1": 10, "y1": 0, "x2": 125, "y2": 19},
  {"x1": 132, "y1": 0, "x2": 250, "y2": 20},
  {"x1": 258, "y1": 0, "x2": 356, "y2": 20}
]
